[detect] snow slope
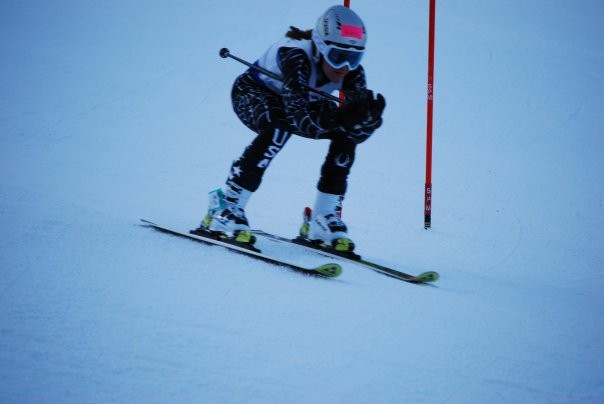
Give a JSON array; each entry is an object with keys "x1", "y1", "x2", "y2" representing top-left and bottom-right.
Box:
[{"x1": 1, "y1": 0, "x2": 603, "y2": 402}]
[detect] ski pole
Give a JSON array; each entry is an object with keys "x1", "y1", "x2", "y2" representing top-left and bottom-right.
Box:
[{"x1": 219, "y1": 47, "x2": 342, "y2": 103}]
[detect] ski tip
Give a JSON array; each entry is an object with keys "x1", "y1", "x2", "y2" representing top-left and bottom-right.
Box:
[
  {"x1": 315, "y1": 263, "x2": 343, "y2": 278},
  {"x1": 410, "y1": 271, "x2": 439, "y2": 283}
]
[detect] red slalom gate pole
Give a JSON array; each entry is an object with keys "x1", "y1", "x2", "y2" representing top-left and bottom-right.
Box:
[
  {"x1": 424, "y1": 0, "x2": 436, "y2": 229},
  {"x1": 340, "y1": 0, "x2": 350, "y2": 102}
]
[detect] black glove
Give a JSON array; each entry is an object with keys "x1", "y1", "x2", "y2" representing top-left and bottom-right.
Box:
[
  {"x1": 367, "y1": 93, "x2": 386, "y2": 125},
  {"x1": 337, "y1": 90, "x2": 386, "y2": 143},
  {"x1": 339, "y1": 90, "x2": 386, "y2": 131}
]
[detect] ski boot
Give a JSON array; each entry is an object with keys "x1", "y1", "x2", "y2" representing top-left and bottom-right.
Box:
[
  {"x1": 193, "y1": 185, "x2": 255, "y2": 246},
  {"x1": 298, "y1": 192, "x2": 357, "y2": 256}
]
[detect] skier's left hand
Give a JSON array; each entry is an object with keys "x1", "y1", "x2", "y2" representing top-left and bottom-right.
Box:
[
  {"x1": 341, "y1": 90, "x2": 386, "y2": 144},
  {"x1": 365, "y1": 93, "x2": 386, "y2": 126},
  {"x1": 343, "y1": 90, "x2": 385, "y2": 123}
]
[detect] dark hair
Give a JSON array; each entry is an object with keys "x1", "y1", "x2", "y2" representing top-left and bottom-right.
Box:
[{"x1": 285, "y1": 26, "x2": 312, "y2": 40}]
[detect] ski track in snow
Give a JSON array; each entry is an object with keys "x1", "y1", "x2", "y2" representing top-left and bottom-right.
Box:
[{"x1": 1, "y1": 0, "x2": 604, "y2": 402}]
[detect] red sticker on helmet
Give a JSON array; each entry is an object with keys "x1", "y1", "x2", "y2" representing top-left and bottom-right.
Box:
[{"x1": 340, "y1": 24, "x2": 363, "y2": 39}]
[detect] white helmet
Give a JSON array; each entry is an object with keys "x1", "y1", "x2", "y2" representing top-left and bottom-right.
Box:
[{"x1": 312, "y1": 5, "x2": 366, "y2": 70}]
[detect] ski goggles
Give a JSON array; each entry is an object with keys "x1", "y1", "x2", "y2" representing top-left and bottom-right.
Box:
[{"x1": 322, "y1": 42, "x2": 364, "y2": 70}]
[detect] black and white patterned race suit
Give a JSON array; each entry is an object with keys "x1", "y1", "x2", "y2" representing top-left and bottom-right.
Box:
[{"x1": 226, "y1": 37, "x2": 372, "y2": 196}]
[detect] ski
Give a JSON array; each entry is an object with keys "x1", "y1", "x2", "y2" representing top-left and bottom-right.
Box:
[
  {"x1": 251, "y1": 229, "x2": 439, "y2": 284},
  {"x1": 140, "y1": 219, "x2": 342, "y2": 278}
]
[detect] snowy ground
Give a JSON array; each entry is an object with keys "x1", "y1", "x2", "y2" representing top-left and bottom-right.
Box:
[{"x1": 1, "y1": 1, "x2": 603, "y2": 402}]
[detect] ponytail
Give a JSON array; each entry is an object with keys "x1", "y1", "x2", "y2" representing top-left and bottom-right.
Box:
[{"x1": 285, "y1": 26, "x2": 312, "y2": 40}]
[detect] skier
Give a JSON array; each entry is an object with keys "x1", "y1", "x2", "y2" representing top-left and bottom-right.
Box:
[{"x1": 195, "y1": 5, "x2": 386, "y2": 253}]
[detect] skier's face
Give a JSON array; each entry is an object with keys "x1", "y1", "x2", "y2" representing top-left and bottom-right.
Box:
[{"x1": 321, "y1": 60, "x2": 350, "y2": 83}]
